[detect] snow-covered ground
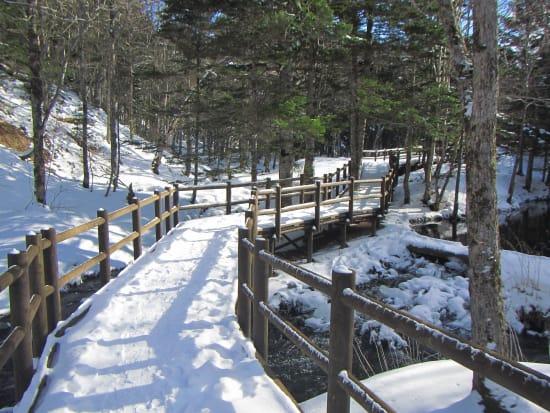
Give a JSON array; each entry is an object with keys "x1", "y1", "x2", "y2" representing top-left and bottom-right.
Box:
[{"x1": 1, "y1": 70, "x2": 549, "y2": 412}]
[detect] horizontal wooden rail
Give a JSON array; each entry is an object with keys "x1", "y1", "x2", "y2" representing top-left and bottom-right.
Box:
[
  {"x1": 258, "y1": 300, "x2": 329, "y2": 373},
  {"x1": 337, "y1": 371, "x2": 396, "y2": 413},
  {"x1": 56, "y1": 217, "x2": 105, "y2": 243},
  {"x1": 58, "y1": 254, "x2": 106, "y2": 287},
  {"x1": 0, "y1": 266, "x2": 23, "y2": 292}
]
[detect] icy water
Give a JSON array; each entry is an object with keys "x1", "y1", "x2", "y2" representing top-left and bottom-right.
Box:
[{"x1": 414, "y1": 200, "x2": 550, "y2": 257}]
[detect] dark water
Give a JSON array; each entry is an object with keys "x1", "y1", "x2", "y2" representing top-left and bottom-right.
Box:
[{"x1": 414, "y1": 200, "x2": 550, "y2": 257}]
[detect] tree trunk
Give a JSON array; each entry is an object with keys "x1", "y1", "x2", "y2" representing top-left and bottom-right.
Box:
[
  {"x1": 451, "y1": 133, "x2": 464, "y2": 236},
  {"x1": 250, "y1": 134, "x2": 259, "y2": 183},
  {"x1": 279, "y1": 134, "x2": 294, "y2": 184},
  {"x1": 403, "y1": 129, "x2": 412, "y2": 205},
  {"x1": 349, "y1": 43, "x2": 364, "y2": 180},
  {"x1": 106, "y1": 0, "x2": 119, "y2": 195},
  {"x1": 79, "y1": 2, "x2": 90, "y2": 189},
  {"x1": 27, "y1": 0, "x2": 46, "y2": 205},
  {"x1": 469, "y1": 0, "x2": 510, "y2": 394},
  {"x1": 524, "y1": 136, "x2": 536, "y2": 191},
  {"x1": 422, "y1": 136, "x2": 435, "y2": 205}
]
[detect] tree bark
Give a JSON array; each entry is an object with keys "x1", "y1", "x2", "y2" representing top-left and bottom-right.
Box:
[
  {"x1": 106, "y1": 0, "x2": 119, "y2": 195},
  {"x1": 27, "y1": 0, "x2": 46, "y2": 205},
  {"x1": 79, "y1": 1, "x2": 90, "y2": 189},
  {"x1": 469, "y1": 0, "x2": 510, "y2": 393},
  {"x1": 422, "y1": 136, "x2": 435, "y2": 205}
]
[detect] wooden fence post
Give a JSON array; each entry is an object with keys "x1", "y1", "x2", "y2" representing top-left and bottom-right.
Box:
[
  {"x1": 306, "y1": 226, "x2": 314, "y2": 263},
  {"x1": 380, "y1": 176, "x2": 386, "y2": 212},
  {"x1": 226, "y1": 181, "x2": 232, "y2": 215},
  {"x1": 154, "y1": 190, "x2": 162, "y2": 241},
  {"x1": 25, "y1": 232, "x2": 48, "y2": 356},
  {"x1": 164, "y1": 187, "x2": 172, "y2": 234},
  {"x1": 173, "y1": 184, "x2": 180, "y2": 227},
  {"x1": 327, "y1": 267, "x2": 355, "y2": 413},
  {"x1": 265, "y1": 177, "x2": 272, "y2": 209},
  {"x1": 348, "y1": 177, "x2": 355, "y2": 221},
  {"x1": 315, "y1": 180, "x2": 321, "y2": 231},
  {"x1": 41, "y1": 228, "x2": 61, "y2": 330},
  {"x1": 237, "y1": 227, "x2": 252, "y2": 337},
  {"x1": 335, "y1": 168, "x2": 341, "y2": 197},
  {"x1": 7, "y1": 251, "x2": 34, "y2": 401},
  {"x1": 248, "y1": 187, "x2": 259, "y2": 242},
  {"x1": 275, "y1": 185, "x2": 282, "y2": 240},
  {"x1": 97, "y1": 208, "x2": 111, "y2": 285},
  {"x1": 252, "y1": 238, "x2": 269, "y2": 362},
  {"x1": 131, "y1": 197, "x2": 142, "y2": 259}
]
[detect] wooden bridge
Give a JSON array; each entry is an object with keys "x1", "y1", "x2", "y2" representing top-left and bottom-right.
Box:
[{"x1": 245, "y1": 160, "x2": 398, "y2": 262}]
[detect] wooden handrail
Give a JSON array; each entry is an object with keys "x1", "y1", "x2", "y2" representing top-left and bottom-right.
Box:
[
  {"x1": 1, "y1": 182, "x2": 183, "y2": 404},
  {"x1": 237, "y1": 235, "x2": 550, "y2": 413},
  {"x1": 56, "y1": 217, "x2": 105, "y2": 243}
]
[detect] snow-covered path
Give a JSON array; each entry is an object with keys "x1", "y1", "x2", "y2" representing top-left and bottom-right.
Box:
[{"x1": 16, "y1": 214, "x2": 300, "y2": 413}]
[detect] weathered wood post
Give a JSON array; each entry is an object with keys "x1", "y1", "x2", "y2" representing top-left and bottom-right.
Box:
[
  {"x1": 97, "y1": 208, "x2": 111, "y2": 285},
  {"x1": 327, "y1": 267, "x2": 355, "y2": 413},
  {"x1": 265, "y1": 177, "x2": 272, "y2": 209},
  {"x1": 172, "y1": 184, "x2": 180, "y2": 227},
  {"x1": 323, "y1": 174, "x2": 328, "y2": 201},
  {"x1": 335, "y1": 168, "x2": 341, "y2": 196},
  {"x1": 275, "y1": 185, "x2": 282, "y2": 240},
  {"x1": 306, "y1": 226, "x2": 314, "y2": 263},
  {"x1": 131, "y1": 197, "x2": 142, "y2": 259},
  {"x1": 25, "y1": 232, "x2": 48, "y2": 355},
  {"x1": 41, "y1": 228, "x2": 61, "y2": 330},
  {"x1": 380, "y1": 176, "x2": 386, "y2": 212},
  {"x1": 315, "y1": 180, "x2": 321, "y2": 231},
  {"x1": 253, "y1": 238, "x2": 269, "y2": 362},
  {"x1": 226, "y1": 181, "x2": 232, "y2": 215},
  {"x1": 248, "y1": 187, "x2": 259, "y2": 241},
  {"x1": 237, "y1": 227, "x2": 252, "y2": 337},
  {"x1": 164, "y1": 187, "x2": 172, "y2": 234},
  {"x1": 339, "y1": 223, "x2": 348, "y2": 248},
  {"x1": 348, "y1": 177, "x2": 355, "y2": 220},
  {"x1": 7, "y1": 251, "x2": 34, "y2": 401},
  {"x1": 154, "y1": 190, "x2": 162, "y2": 241}
]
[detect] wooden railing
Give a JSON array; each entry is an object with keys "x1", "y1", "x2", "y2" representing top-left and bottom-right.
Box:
[
  {"x1": 236, "y1": 234, "x2": 550, "y2": 413},
  {"x1": 245, "y1": 166, "x2": 397, "y2": 248},
  {"x1": 362, "y1": 146, "x2": 423, "y2": 163},
  {"x1": 0, "y1": 187, "x2": 180, "y2": 402}
]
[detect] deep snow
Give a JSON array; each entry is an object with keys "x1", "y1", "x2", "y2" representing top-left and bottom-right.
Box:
[{"x1": 1, "y1": 69, "x2": 549, "y2": 412}]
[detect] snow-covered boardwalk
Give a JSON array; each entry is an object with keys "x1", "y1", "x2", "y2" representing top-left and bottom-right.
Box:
[{"x1": 16, "y1": 214, "x2": 300, "y2": 413}]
